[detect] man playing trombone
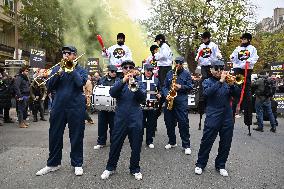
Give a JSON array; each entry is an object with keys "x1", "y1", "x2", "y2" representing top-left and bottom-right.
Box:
[{"x1": 36, "y1": 45, "x2": 88, "y2": 176}]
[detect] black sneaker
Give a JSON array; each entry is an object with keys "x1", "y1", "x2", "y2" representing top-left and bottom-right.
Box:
[
  {"x1": 253, "y1": 127, "x2": 264, "y2": 132},
  {"x1": 270, "y1": 128, "x2": 276, "y2": 133},
  {"x1": 40, "y1": 118, "x2": 47, "y2": 121},
  {"x1": 4, "y1": 119, "x2": 14, "y2": 123}
]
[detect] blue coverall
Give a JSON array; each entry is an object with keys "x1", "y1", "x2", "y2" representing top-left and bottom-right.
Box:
[
  {"x1": 162, "y1": 68, "x2": 193, "y2": 148},
  {"x1": 196, "y1": 77, "x2": 240, "y2": 170},
  {"x1": 96, "y1": 75, "x2": 120, "y2": 145},
  {"x1": 140, "y1": 74, "x2": 160, "y2": 145},
  {"x1": 47, "y1": 65, "x2": 87, "y2": 167},
  {"x1": 106, "y1": 77, "x2": 146, "y2": 174}
]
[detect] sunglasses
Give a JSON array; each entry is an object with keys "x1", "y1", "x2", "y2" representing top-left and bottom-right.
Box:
[
  {"x1": 213, "y1": 65, "x2": 224, "y2": 71},
  {"x1": 110, "y1": 70, "x2": 116, "y2": 73},
  {"x1": 145, "y1": 69, "x2": 153, "y2": 72},
  {"x1": 123, "y1": 65, "x2": 134, "y2": 70},
  {"x1": 62, "y1": 51, "x2": 73, "y2": 55}
]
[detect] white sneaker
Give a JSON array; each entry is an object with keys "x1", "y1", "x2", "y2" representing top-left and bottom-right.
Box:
[
  {"x1": 165, "y1": 144, "x2": 177, "y2": 149},
  {"x1": 148, "y1": 144, "x2": 154, "y2": 149},
  {"x1": 184, "y1": 148, "x2": 191, "y2": 155},
  {"x1": 101, "y1": 170, "x2": 114, "y2": 180},
  {"x1": 133, "y1": 172, "x2": 143, "y2": 180},
  {"x1": 94, "y1": 145, "x2": 105, "y2": 150},
  {"x1": 235, "y1": 114, "x2": 241, "y2": 118},
  {"x1": 195, "y1": 167, "x2": 202, "y2": 175},
  {"x1": 219, "y1": 169, "x2": 229, "y2": 177},
  {"x1": 36, "y1": 166, "x2": 61, "y2": 176},
  {"x1": 74, "y1": 167, "x2": 83, "y2": 176}
]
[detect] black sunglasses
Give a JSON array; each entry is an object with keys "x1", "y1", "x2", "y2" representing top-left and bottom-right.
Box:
[
  {"x1": 62, "y1": 51, "x2": 72, "y2": 55},
  {"x1": 123, "y1": 65, "x2": 134, "y2": 70},
  {"x1": 213, "y1": 65, "x2": 224, "y2": 71},
  {"x1": 110, "y1": 70, "x2": 116, "y2": 73},
  {"x1": 146, "y1": 69, "x2": 153, "y2": 72}
]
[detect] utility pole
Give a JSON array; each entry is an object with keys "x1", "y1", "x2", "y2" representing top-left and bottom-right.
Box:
[{"x1": 14, "y1": 0, "x2": 19, "y2": 60}]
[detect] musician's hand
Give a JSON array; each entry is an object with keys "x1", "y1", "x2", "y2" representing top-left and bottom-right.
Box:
[
  {"x1": 166, "y1": 95, "x2": 171, "y2": 101},
  {"x1": 122, "y1": 73, "x2": 130, "y2": 83},
  {"x1": 58, "y1": 67, "x2": 64, "y2": 76},
  {"x1": 174, "y1": 84, "x2": 181, "y2": 90},
  {"x1": 220, "y1": 71, "x2": 227, "y2": 83},
  {"x1": 102, "y1": 47, "x2": 106, "y2": 52},
  {"x1": 156, "y1": 93, "x2": 161, "y2": 99}
]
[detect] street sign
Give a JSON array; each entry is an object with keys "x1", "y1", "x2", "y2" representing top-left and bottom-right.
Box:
[
  {"x1": 30, "y1": 48, "x2": 46, "y2": 68},
  {"x1": 5, "y1": 60, "x2": 26, "y2": 65},
  {"x1": 86, "y1": 58, "x2": 99, "y2": 74}
]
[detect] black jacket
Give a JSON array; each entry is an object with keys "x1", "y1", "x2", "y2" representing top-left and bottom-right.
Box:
[{"x1": 14, "y1": 73, "x2": 30, "y2": 98}]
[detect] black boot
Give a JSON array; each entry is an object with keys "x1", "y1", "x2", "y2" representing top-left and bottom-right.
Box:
[
  {"x1": 33, "y1": 116, "x2": 38, "y2": 122},
  {"x1": 253, "y1": 127, "x2": 263, "y2": 132},
  {"x1": 270, "y1": 127, "x2": 276, "y2": 133},
  {"x1": 40, "y1": 117, "x2": 47, "y2": 121}
]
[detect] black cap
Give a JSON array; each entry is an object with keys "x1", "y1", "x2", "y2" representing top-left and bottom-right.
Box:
[
  {"x1": 240, "y1": 33, "x2": 252, "y2": 40},
  {"x1": 107, "y1": 65, "x2": 118, "y2": 72},
  {"x1": 62, "y1": 45, "x2": 77, "y2": 54},
  {"x1": 150, "y1": 45, "x2": 159, "y2": 52},
  {"x1": 121, "y1": 60, "x2": 135, "y2": 67},
  {"x1": 154, "y1": 34, "x2": 165, "y2": 42},
  {"x1": 211, "y1": 59, "x2": 225, "y2": 67},
  {"x1": 144, "y1": 63, "x2": 154, "y2": 70},
  {"x1": 175, "y1": 57, "x2": 184, "y2": 64},
  {"x1": 117, "y1": 33, "x2": 125, "y2": 40},
  {"x1": 201, "y1": 31, "x2": 211, "y2": 39}
]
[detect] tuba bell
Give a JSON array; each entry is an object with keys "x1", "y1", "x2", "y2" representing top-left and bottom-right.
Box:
[{"x1": 225, "y1": 74, "x2": 244, "y2": 85}]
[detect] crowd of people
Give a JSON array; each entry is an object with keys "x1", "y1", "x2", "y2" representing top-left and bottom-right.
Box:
[{"x1": 1, "y1": 31, "x2": 281, "y2": 181}]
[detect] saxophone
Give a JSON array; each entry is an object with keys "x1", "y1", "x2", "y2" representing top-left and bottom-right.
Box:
[{"x1": 167, "y1": 67, "x2": 178, "y2": 110}]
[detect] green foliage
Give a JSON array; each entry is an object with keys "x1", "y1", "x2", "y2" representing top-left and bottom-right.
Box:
[
  {"x1": 19, "y1": 0, "x2": 64, "y2": 61},
  {"x1": 253, "y1": 31, "x2": 284, "y2": 73},
  {"x1": 142, "y1": 0, "x2": 256, "y2": 72}
]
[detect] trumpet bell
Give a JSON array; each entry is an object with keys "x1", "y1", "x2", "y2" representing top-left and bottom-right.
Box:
[{"x1": 235, "y1": 74, "x2": 244, "y2": 85}]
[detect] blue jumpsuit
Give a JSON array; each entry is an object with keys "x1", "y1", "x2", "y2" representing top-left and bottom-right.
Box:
[
  {"x1": 106, "y1": 78, "x2": 146, "y2": 174},
  {"x1": 196, "y1": 77, "x2": 240, "y2": 170},
  {"x1": 96, "y1": 75, "x2": 120, "y2": 145},
  {"x1": 162, "y1": 68, "x2": 193, "y2": 148},
  {"x1": 140, "y1": 74, "x2": 160, "y2": 145},
  {"x1": 47, "y1": 65, "x2": 87, "y2": 167}
]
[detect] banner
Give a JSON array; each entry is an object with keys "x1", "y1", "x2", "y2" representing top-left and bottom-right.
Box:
[
  {"x1": 270, "y1": 62, "x2": 284, "y2": 78},
  {"x1": 29, "y1": 48, "x2": 46, "y2": 68},
  {"x1": 272, "y1": 93, "x2": 284, "y2": 113},
  {"x1": 5, "y1": 60, "x2": 25, "y2": 65},
  {"x1": 86, "y1": 58, "x2": 99, "y2": 74}
]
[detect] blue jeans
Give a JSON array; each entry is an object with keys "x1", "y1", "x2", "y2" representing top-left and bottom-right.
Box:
[{"x1": 255, "y1": 99, "x2": 276, "y2": 129}]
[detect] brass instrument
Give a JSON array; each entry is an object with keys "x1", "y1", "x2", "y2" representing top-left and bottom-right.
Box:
[
  {"x1": 34, "y1": 53, "x2": 85, "y2": 86},
  {"x1": 225, "y1": 74, "x2": 244, "y2": 85},
  {"x1": 167, "y1": 63, "x2": 178, "y2": 110},
  {"x1": 127, "y1": 70, "x2": 140, "y2": 92}
]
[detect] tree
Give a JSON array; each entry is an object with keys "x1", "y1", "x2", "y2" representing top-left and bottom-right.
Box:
[
  {"x1": 19, "y1": 0, "x2": 64, "y2": 62},
  {"x1": 142, "y1": 0, "x2": 256, "y2": 72}
]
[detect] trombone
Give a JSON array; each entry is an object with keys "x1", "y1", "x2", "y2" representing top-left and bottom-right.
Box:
[{"x1": 34, "y1": 53, "x2": 85, "y2": 86}]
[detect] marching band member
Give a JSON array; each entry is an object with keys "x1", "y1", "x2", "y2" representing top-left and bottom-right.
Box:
[
  {"x1": 162, "y1": 57, "x2": 193, "y2": 155},
  {"x1": 195, "y1": 60, "x2": 240, "y2": 177},
  {"x1": 195, "y1": 31, "x2": 222, "y2": 80},
  {"x1": 230, "y1": 33, "x2": 259, "y2": 132},
  {"x1": 145, "y1": 45, "x2": 159, "y2": 77},
  {"x1": 139, "y1": 63, "x2": 161, "y2": 149},
  {"x1": 102, "y1": 33, "x2": 132, "y2": 73},
  {"x1": 101, "y1": 60, "x2": 146, "y2": 181},
  {"x1": 154, "y1": 34, "x2": 173, "y2": 86},
  {"x1": 93, "y1": 65, "x2": 120, "y2": 149},
  {"x1": 36, "y1": 46, "x2": 87, "y2": 176}
]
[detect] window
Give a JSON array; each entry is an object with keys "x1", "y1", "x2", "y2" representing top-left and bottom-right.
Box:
[{"x1": 3, "y1": 0, "x2": 14, "y2": 11}]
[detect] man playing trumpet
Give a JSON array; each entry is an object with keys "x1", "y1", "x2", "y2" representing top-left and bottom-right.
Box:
[
  {"x1": 195, "y1": 60, "x2": 240, "y2": 177},
  {"x1": 101, "y1": 60, "x2": 146, "y2": 180}
]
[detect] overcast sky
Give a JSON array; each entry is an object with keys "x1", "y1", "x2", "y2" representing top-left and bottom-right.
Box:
[
  {"x1": 128, "y1": 0, "x2": 284, "y2": 22},
  {"x1": 249, "y1": 0, "x2": 283, "y2": 21}
]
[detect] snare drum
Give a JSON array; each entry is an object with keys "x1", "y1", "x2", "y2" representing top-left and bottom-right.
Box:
[
  {"x1": 141, "y1": 100, "x2": 159, "y2": 110},
  {"x1": 92, "y1": 85, "x2": 116, "y2": 112}
]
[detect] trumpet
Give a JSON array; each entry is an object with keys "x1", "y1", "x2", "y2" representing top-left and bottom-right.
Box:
[
  {"x1": 34, "y1": 53, "x2": 85, "y2": 86},
  {"x1": 225, "y1": 74, "x2": 244, "y2": 85},
  {"x1": 126, "y1": 70, "x2": 140, "y2": 92}
]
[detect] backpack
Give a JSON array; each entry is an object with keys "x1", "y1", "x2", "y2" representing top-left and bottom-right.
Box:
[{"x1": 263, "y1": 78, "x2": 276, "y2": 97}]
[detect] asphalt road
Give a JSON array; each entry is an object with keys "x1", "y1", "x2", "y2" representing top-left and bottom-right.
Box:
[{"x1": 0, "y1": 111, "x2": 283, "y2": 189}]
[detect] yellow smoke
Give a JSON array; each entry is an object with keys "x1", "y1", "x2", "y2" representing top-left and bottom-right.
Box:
[{"x1": 60, "y1": 0, "x2": 150, "y2": 67}]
